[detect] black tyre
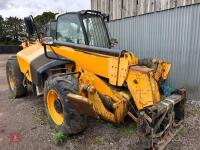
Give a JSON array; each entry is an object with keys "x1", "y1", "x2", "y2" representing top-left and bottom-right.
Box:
[
  {"x1": 44, "y1": 73, "x2": 87, "y2": 135},
  {"x1": 6, "y1": 59, "x2": 27, "y2": 98}
]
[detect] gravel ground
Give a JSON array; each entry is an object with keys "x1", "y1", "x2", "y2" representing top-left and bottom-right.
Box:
[{"x1": 0, "y1": 54, "x2": 200, "y2": 150}]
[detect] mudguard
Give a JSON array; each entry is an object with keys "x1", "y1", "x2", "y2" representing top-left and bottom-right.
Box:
[{"x1": 17, "y1": 43, "x2": 73, "y2": 86}]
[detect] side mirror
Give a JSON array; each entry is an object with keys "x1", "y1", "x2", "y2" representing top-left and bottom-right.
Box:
[
  {"x1": 110, "y1": 38, "x2": 118, "y2": 47},
  {"x1": 41, "y1": 36, "x2": 54, "y2": 45},
  {"x1": 24, "y1": 15, "x2": 36, "y2": 36}
]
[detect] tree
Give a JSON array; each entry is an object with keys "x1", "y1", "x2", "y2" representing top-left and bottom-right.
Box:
[
  {"x1": 0, "y1": 16, "x2": 24, "y2": 45},
  {"x1": 34, "y1": 12, "x2": 57, "y2": 32},
  {"x1": 0, "y1": 15, "x2": 4, "y2": 38},
  {"x1": 0, "y1": 11, "x2": 57, "y2": 45},
  {"x1": 4, "y1": 17, "x2": 24, "y2": 40}
]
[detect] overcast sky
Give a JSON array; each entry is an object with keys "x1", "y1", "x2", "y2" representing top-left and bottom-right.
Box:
[{"x1": 0, "y1": 0, "x2": 91, "y2": 18}]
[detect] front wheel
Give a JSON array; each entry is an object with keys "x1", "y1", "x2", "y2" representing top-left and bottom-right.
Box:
[
  {"x1": 6, "y1": 59, "x2": 27, "y2": 98},
  {"x1": 44, "y1": 73, "x2": 87, "y2": 135}
]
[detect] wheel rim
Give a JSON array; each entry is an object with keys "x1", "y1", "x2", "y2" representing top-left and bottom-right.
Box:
[
  {"x1": 47, "y1": 89, "x2": 64, "y2": 126},
  {"x1": 8, "y1": 71, "x2": 15, "y2": 91}
]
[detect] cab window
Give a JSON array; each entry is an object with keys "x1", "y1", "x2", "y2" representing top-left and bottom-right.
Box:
[
  {"x1": 43, "y1": 21, "x2": 56, "y2": 39},
  {"x1": 43, "y1": 23, "x2": 50, "y2": 36},
  {"x1": 57, "y1": 14, "x2": 85, "y2": 44},
  {"x1": 50, "y1": 21, "x2": 56, "y2": 39},
  {"x1": 83, "y1": 15, "x2": 110, "y2": 48}
]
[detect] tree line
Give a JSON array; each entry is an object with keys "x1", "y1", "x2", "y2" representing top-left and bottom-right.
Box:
[{"x1": 0, "y1": 12, "x2": 56, "y2": 45}]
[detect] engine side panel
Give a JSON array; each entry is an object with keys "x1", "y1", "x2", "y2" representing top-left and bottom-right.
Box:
[
  {"x1": 17, "y1": 42, "x2": 44, "y2": 81},
  {"x1": 17, "y1": 43, "x2": 70, "y2": 86}
]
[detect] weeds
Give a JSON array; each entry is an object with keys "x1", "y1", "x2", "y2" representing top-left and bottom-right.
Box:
[
  {"x1": 94, "y1": 137, "x2": 105, "y2": 145},
  {"x1": 41, "y1": 115, "x2": 54, "y2": 129},
  {"x1": 7, "y1": 92, "x2": 15, "y2": 100},
  {"x1": 177, "y1": 127, "x2": 187, "y2": 137},
  {"x1": 192, "y1": 107, "x2": 200, "y2": 115},
  {"x1": 108, "y1": 121, "x2": 136, "y2": 138},
  {"x1": 41, "y1": 116, "x2": 50, "y2": 124},
  {"x1": 32, "y1": 111, "x2": 37, "y2": 119},
  {"x1": 120, "y1": 123, "x2": 136, "y2": 138},
  {"x1": 108, "y1": 123, "x2": 120, "y2": 129},
  {"x1": 52, "y1": 131, "x2": 65, "y2": 145}
]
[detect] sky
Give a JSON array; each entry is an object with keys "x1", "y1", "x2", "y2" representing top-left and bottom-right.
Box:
[{"x1": 0, "y1": 0, "x2": 91, "y2": 18}]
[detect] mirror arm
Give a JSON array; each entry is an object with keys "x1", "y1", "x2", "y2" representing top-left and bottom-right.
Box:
[
  {"x1": 30, "y1": 15, "x2": 40, "y2": 41},
  {"x1": 43, "y1": 44, "x2": 68, "y2": 62}
]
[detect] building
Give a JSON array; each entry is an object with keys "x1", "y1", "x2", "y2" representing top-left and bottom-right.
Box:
[{"x1": 91, "y1": 0, "x2": 200, "y2": 100}]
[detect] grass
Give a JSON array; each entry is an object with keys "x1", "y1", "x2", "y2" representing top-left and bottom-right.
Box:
[
  {"x1": 52, "y1": 131, "x2": 65, "y2": 145},
  {"x1": 32, "y1": 111, "x2": 37, "y2": 119},
  {"x1": 41, "y1": 115, "x2": 50, "y2": 124},
  {"x1": 32, "y1": 111, "x2": 67, "y2": 145},
  {"x1": 177, "y1": 127, "x2": 187, "y2": 137},
  {"x1": 94, "y1": 137, "x2": 105, "y2": 145},
  {"x1": 108, "y1": 121, "x2": 136, "y2": 138},
  {"x1": 191, "y1": 107, "x2": 200, "y2": 115},
  {"x1": 41, "y1": 115, "x2": 54, "y2": 129},
  {"x1": 7, "y1": 92, "x2": 15, "y2": 100},
  {"x1": 120, "y1": 123, "x2": 136, "y2": 138},
  {"x1": 32, "y1": 110, "x2": 54, "y2": 129},
  {"x1": 108, "y1": 123, "x2": 121, "y2": 129},
  {"x1": 30, "y1": 107, "x2": 54, "y2": 129}
]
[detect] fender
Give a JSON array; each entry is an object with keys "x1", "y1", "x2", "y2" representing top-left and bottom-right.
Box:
[{"x1": 30, "y1": 53, "x2": 73, "y2": 86}]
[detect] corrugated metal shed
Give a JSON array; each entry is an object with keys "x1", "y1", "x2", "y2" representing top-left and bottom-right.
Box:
[
  {"x1": 91, "y1": 0, "x2": 200, "y2": 20},
  {"x1": 108, "y1": 4, "x2": 200, "y2": 100}
]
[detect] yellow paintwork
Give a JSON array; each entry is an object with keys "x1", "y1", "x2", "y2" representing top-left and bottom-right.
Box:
[
  {"x1": 78, "y1": 69, "x2": 127, "y2": 103},
  {"x1": 88, "y1": 89, "x2": 128, "y2": 123},
  {"x1": 46, "y1": 45, "x2": 138, "y2": 86},
  {"x1": 47, "y1": 89, "x2": 64, "y2": 126},
  {"x1": 88, "y1": 89, "x2": 116, "y2": 122},
  {"x1": 21, "y1": 40, "x2": 36, "y2": 49},
  {"x1": 16, "y1": 41, "x2": 171, "y2": 123},
  {"x1": 149, "y1": 74, "x2": 160, "y2": 103},
  {"x1": 126, "y1": 66, "x2": 161, "y2": 109},
  {"x1": 79, "y1": 69, "x2": 130, "y2": 122},
  {"x1": 17, "y1": 42, "x2": 43, "y2": 81},
  {"x1": 126, "y1": 66, "x2": 154, "y2": 109},
  {"x1": 152, "y1": 60, "x2": 171, "y2": 81},
  {"x1": 45, "y1": 45, "x2": 171, "y2": 113}
]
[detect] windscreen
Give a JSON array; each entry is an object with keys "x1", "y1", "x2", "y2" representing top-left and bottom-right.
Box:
[
  {"x1": 57, "y1": 14, "x2": 85, "y2": 44},
  {"x1": 83, "y1": 15, "x2": 110, "y2": 48}
]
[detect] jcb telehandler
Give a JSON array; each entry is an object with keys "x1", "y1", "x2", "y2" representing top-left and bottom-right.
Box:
[{"x1": 6, "y1": 10, "x2": 186, "y2": 149}]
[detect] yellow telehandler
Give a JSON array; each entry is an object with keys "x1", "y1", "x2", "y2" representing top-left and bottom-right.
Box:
[{"x1": 6, "y1": 10, "x2": 186, "y2": 149}]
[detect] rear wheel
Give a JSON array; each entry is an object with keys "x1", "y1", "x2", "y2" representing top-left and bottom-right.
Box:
[
  {"x1": 44, "y1": 73, "x2": 87, "y2": 135},
  {"x1": 6, "y1": 59, "x2": 27, "y2": 98}
]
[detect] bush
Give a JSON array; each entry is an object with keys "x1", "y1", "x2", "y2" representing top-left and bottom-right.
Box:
[{"x1": 0, "y1": 37, "x2": 21, "y2": 46}]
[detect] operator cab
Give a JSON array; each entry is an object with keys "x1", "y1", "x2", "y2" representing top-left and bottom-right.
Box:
[
  {"x1": 56, "y1": 10, "x2": 111, "y2": 48},
  {"x1": 43, "y1": 20, "x2": 57, "y2": 39}
]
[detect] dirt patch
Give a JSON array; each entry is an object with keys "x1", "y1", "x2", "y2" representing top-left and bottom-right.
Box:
[{"x1": 0, "y1": 54, "x2": 200, "y2": 150}]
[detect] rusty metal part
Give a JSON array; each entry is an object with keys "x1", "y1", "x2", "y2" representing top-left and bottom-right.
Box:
[
  {"x1": 157, "y1": 124, "x2": 184, "y2": 150},
  {"x1": 66, "y1": 93, "x2": 99, "y2": 118},
  {"x1": 127, "y1": 111, "x2": 138, "y2": 123},
  {"x1": 137, "y1": 89, "x2": 186, "y2": 149},
  {"x1": 143, "y1": 112, "x2": 152, "y2": 123}
]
